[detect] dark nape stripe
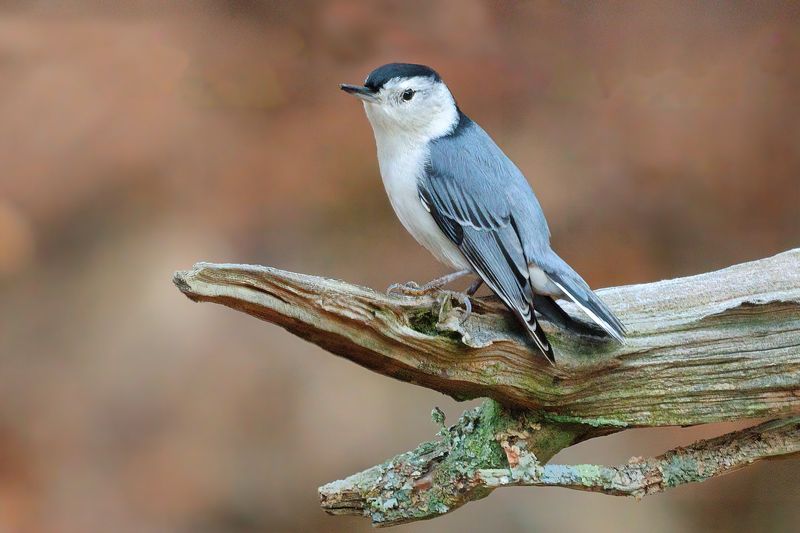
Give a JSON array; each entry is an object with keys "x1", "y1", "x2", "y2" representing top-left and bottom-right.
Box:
[{"x1": 447, "y1": 110, "x2": 471, "y2": 138}]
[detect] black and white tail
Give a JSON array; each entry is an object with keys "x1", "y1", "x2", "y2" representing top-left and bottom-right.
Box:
[
  {"x1": 541, "y1": 253, "x2": 626, "y2": 342},
  {"x1": 522, "y1": 308, "x2": 555, "y2": 363}
]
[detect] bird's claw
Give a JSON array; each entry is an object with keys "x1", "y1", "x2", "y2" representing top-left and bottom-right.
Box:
[
  {"x1": 387, "y1": 281, "x2": 473, "y2": 326},
  {"x1": 387, "y1": 281, "x2": 428, "y2": 296},
  {"x1": 438, "y1": 290, "x2": 473, "y2": 326}
]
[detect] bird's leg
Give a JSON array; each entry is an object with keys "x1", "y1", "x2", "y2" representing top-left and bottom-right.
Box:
[
  {"x1": 466, "y1": 278, "x2": 483, "y2": 296},
  {"x1": 387, "y1": 269, "x2": 471, "y2": 296}
]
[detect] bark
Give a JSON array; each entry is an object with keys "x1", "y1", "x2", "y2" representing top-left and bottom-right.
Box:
[{"x1": 173, "y1": 248, "x2": 800, "y2": 526}]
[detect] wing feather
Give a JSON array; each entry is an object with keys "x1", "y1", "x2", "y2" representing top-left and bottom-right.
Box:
[
  {"x1": 420, "y1": 113, "x2": 624, "y2": 347},
  {"x1": 420, "y1": 166, "x2": 554, "y2": 362}
]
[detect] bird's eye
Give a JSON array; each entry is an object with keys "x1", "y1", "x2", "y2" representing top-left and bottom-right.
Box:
[{"x1": 401, "y1": 89, "x2": 415, "y2": 102}]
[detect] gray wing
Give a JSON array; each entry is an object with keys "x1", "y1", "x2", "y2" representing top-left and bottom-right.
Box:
[{"x1": 420, "y1": 118, "x2": 554, "y2": 361}]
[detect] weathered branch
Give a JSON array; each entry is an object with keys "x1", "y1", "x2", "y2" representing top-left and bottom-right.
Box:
[
  {"x1": 174, "y1": 249, "x2": 800, "y2": 427},
  {"x1": 478, "y1": 416, "x2": 800, "y2": 496},
  {"x1": 173, "y1": 249, "x2": 800, "y2": 525},
  {"x1": 318, "y1": 400, "x2": 595, "y2": 526},
  {"x1": 317, "y1": 402, "x2": 798, "y2": 526}
]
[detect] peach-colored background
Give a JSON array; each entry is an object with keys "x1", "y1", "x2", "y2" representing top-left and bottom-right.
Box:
[{"x1": 0, "y1": 2, "x2": 798, "y2": 532}]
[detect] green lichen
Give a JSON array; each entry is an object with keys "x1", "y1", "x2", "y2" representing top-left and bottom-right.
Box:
[
  {"x1": 423, "y1": 402, "x2": 588, "y2": 505},
  {"x1": 407, "y1": 308, "x2": 462, "y2": 341},
  {"x1": 660, "y1": 453, "x2": 705, "y2": 487},
  {"x1": 539, "y1": 411, "x2": 630, "y2": 428},
  {"x1": 480, "y1": 362, "x2": 501, "y2": 379},
  {"x1": 431, "y1": 406, "x2": 447, "y2": 428},
  {"x1": 570, "y1": 464, "x2": 605, "y2": 486},
  {"x1": 527, "y1": 421, "x2": 587, "y2": 459},
  {"x1": 456, "y1": 400, "x2": 511, "y2": 468},
  {"x1": 359, "y1": 400, "x2": 592, "y2": 526},
  {"x1": 408, "y1": 309, "x2": 440, "y2": 336}
]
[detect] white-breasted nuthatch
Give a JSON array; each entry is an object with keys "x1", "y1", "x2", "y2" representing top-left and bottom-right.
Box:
[{"x1": 341, "y1": 63, "x2": 625, "y2": 362}]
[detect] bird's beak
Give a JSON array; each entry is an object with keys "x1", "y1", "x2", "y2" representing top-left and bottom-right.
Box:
[{"x1": 340, "y1": 84, "x2": 379, "y2": 103}]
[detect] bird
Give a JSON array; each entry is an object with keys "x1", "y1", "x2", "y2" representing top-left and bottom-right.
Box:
[{"x1": 340, "y1": 63, "x2": 625, "y2": 362}]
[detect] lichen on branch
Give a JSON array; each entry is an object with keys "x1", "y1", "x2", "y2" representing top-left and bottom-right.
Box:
[
  {"x1": 479, "y1": 417, "x2": 800, "y2": 497},
  {"x1": 318, "y1": 400, "x2": 592, "y2": 526},
  {"x1": 319, "y1": 400, "x2": 799, "y2": 526}
]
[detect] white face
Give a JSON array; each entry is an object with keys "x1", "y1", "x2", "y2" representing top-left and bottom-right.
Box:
[{"x1": 362, "y1": 76, "x2": 459, "y2": 143}]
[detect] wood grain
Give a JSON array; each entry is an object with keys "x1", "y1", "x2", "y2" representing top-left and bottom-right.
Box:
[{"x1": 174, "y1": 249, "x2": 800, "y2": 427}]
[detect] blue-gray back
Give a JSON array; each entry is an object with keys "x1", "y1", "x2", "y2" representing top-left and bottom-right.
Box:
[
  {"x1": 424, "y1": 113, "x2": 552, "y2": 262},
  {"x1": 419, "y1": 113, "x2": 626, "y2": 343},
  {"x1": 418, "y1": 112, "x2": 558, "y2": 358}
]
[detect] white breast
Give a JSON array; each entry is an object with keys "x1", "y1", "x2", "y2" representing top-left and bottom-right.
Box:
[{"x1": 372, "y1": 131, "x2": 470, "y2": 271}]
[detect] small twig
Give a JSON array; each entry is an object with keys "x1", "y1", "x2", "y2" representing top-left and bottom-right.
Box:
[{"x1": 479, "y1": 417, "x2": 800, "y2": 498}]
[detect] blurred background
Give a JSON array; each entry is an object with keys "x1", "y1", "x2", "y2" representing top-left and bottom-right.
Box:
[{"x1": 0, "y1": 1, "x2": 798, "y2": 532}]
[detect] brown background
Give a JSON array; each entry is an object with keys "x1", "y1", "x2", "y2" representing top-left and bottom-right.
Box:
[{"x1": 0, "y1": 1, "x2": 798, "y2": 532}]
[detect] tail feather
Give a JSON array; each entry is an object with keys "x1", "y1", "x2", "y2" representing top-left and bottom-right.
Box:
[
  {"x1": 551, "y1": 280, "x2": 625, "y2": 342},
  {"x1": 522, "y1": 310, "x2": 555, "y2": 363},
  {"x1": 541, "y1": 254, "x2": 626, "y2": 342},
  {"x1": 533, "y1": 294, "x2": 603, "y2": 337}
]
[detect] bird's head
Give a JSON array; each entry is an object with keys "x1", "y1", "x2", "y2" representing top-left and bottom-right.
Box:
[{"x1": 341, "y1": 63, "x2": 459, "y2": 142}]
